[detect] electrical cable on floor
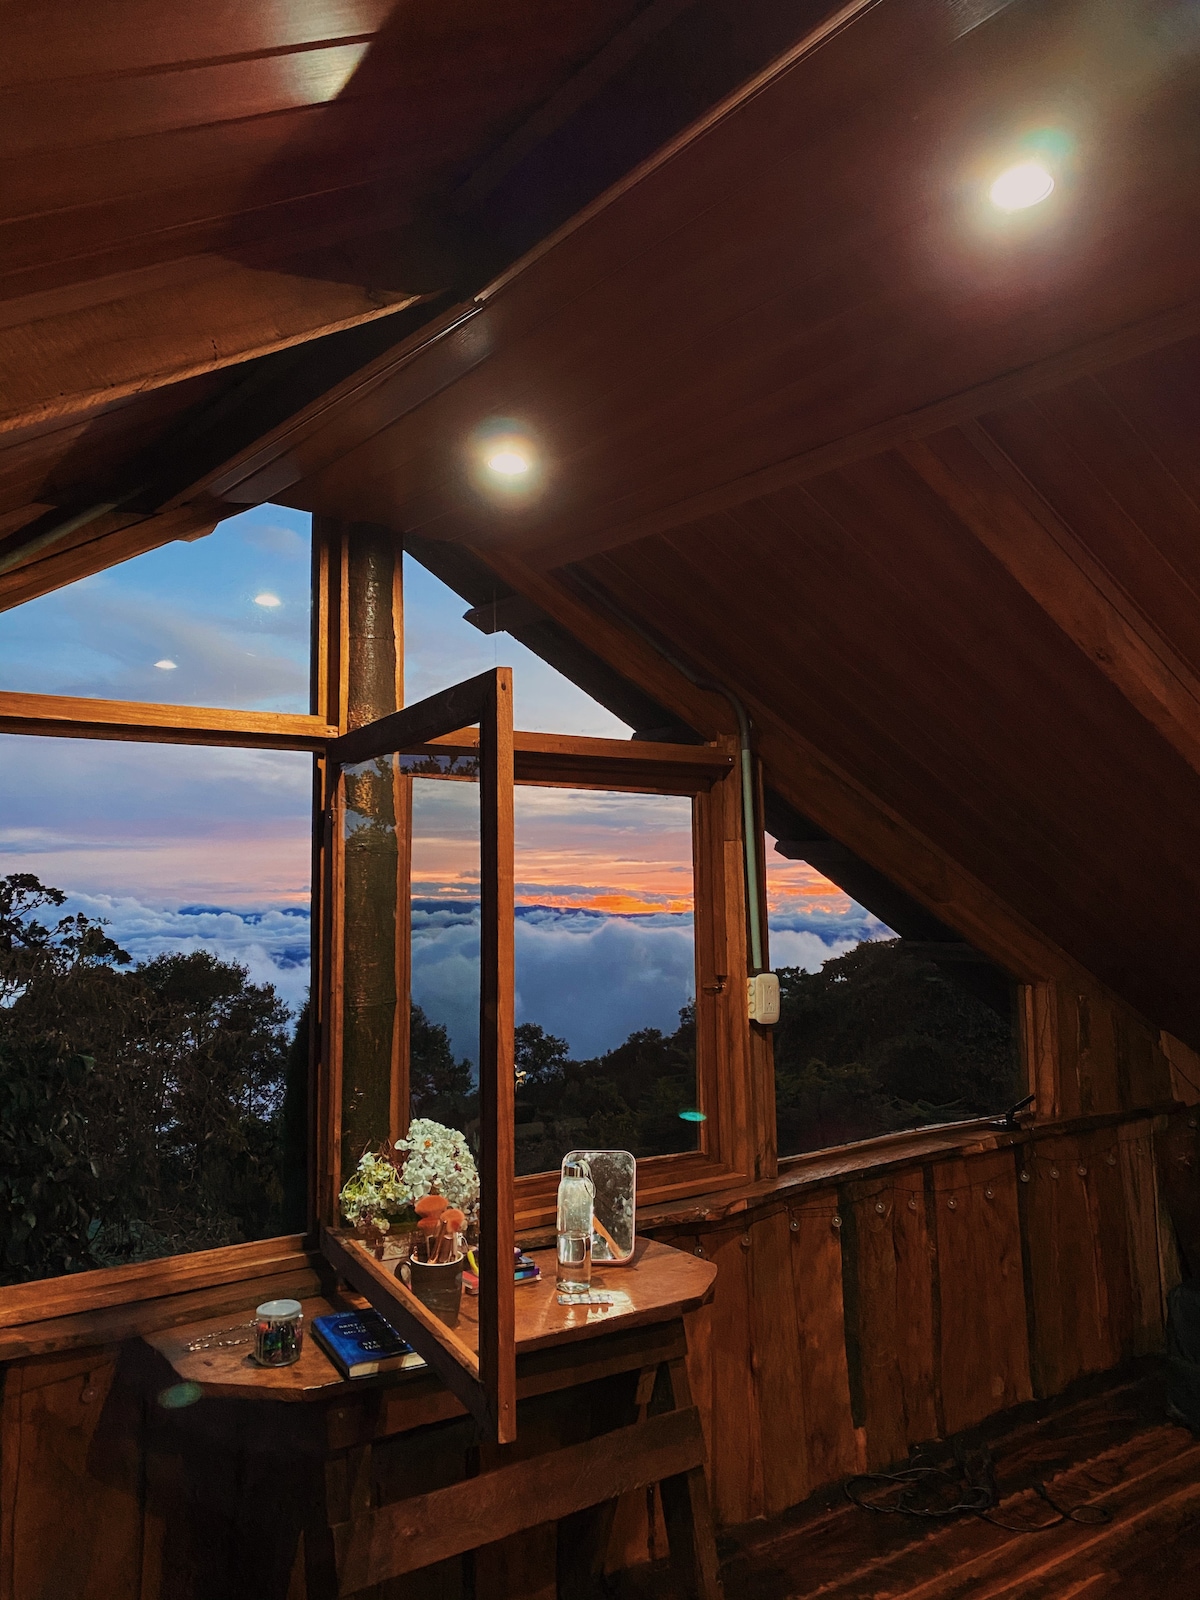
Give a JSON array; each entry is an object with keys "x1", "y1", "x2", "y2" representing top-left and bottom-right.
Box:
[{"x1": 843, "y1": 1443, "x2": 1112, "y2": 1534}]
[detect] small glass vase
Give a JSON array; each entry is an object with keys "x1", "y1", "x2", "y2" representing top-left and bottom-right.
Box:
[{"x1": 355, "y1": 1217, "x2": 418, "y2": 1262}]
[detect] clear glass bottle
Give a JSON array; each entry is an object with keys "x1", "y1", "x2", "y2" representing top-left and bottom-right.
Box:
[{"x1": 556, "y1": 1158, "x2": 594, "y2": 1297}]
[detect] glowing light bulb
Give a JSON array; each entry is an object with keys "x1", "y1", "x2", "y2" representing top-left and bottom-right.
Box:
[
  {"x1": 989, "y1": 161, "x2": 1054, "y2": 211},
  {"x1": 154, "y1": 659, "x2": 177, "y2": 670},
  {"x1": 254, "y1": 592, "x2": 281, "y2": 607},
  {"x1": 486, "y1": 449, "x2": 531, "y2": 477}
]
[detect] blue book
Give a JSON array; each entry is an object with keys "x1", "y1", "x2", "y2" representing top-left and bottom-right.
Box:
[{"x1": 312, "y1": 1309, "x2": 426, "y2": 1378}]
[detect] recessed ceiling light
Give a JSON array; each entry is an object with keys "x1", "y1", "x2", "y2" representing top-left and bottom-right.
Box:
[
  {"x1": 154, "y1": 659, "x2": 177, "y2": 670},
  {"x1": 485, "y1": 449, "x2": 531, "y2": 477},
  {"x1": 254, "y1": 592, "x2": 281, "y2": 607},
  {"x1": 989, "y1": 160, "x2": 1054, "y2": 211}
]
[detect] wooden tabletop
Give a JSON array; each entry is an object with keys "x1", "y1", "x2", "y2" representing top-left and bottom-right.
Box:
[{"x1": 146, "y1": 1239, "x2": 715, "y2": 1402}]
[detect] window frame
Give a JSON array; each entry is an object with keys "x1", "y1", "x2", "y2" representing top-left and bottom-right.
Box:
[
  {"x1": 314, "y1": 716, "x2": 755, "y2": 1230},
  {"x1": 319, "y1": 668, "x2": 517, "y2": 1442},
  {"x1": 0, "y1": 521, "x2": 766, "y2": 1332}
]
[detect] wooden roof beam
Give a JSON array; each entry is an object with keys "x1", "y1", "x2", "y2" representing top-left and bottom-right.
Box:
[
  {"x1": 901, "y1": 422, "x2": 1200, "y2": 780},
  {"x1": 0, "y1": 262, "x2": 427, "y2": 437},
  {"x1": 0, "y1": 503, "x2": 220, "y2": 612}
]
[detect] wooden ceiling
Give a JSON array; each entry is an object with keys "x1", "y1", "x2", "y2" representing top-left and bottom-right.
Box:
[
  {"x1": 3, "y1": 0, "x2": 1200, "y2": 1044},
  {"x1": 1, "y1": 0, "x2": 657, "y2": 431},
  {"x1": 0, "y1": 0, "x2": 843, "y2": 605}
]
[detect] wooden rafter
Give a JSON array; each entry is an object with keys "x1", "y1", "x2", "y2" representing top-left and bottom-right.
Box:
[{"x1": 902, "y1": 422, "x2": 1200, "y2": 780}]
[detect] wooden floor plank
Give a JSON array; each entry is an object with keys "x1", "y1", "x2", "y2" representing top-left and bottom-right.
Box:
[{"x1": 615, "y1": 1372, "x2": 1199, "y2": 1600}]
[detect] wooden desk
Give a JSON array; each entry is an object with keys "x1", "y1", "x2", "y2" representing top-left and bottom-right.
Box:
[{"x1": 146, "y1": 1240, "x2": 719, "y2": 1599}]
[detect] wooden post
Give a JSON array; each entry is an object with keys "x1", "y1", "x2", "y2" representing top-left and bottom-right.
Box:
[
  {"x1": 335, "y1": 522, "x2": 409, "y2": 1178},
  {"x1": 479, "y1": 667, "x2": 517, "y2": 1442}
]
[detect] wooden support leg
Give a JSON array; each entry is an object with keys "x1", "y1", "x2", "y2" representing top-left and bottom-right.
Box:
[
  {"x1": 305, "y1": 1446, "x2": 372, "y2": 1599},
  {"x1": 560, "y1": 1365, "x2": 659, "y2": 1598},
  {"x1": 657, "y1": 1359, "x2": 723, "y2": 1600}
]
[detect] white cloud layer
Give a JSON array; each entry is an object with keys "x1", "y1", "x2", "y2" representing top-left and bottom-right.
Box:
[
  {"x1": 58, "y1": 891, "x2": 313, "y2": 1015},
  {"x1": 16, "y1": 888, "x2": 886, "y2": 1056}
]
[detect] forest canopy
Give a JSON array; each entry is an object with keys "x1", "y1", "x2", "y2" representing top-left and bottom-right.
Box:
[{"x1": 0, "y1": 873, "x2": 300, "y2": 1286}]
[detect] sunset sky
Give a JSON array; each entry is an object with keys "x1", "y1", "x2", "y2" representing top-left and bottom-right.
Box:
[{"x1": 0, "y1": 506, "x2": 887, "y2": 1057}]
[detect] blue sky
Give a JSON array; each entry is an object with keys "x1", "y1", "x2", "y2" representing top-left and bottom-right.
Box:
[{"x1": 0, "y1": 506, "x2": 885, "y2": 1048}]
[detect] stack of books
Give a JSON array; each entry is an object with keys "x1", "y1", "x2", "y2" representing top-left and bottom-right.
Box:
[
  {"x1": 312, "y1": 1308, "x2": 426, "y2": 1378},
  {"x1": 462, "y1": 1247, "x2": 541, "y2": 1295}
]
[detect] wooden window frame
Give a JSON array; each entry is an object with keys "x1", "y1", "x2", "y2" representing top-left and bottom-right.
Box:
[
  {"x1": 316, "y1": 711, "x2": 756, "y2": 1229},
  {"x1": 0, "y1": 522, "x2": 767, "y2": 1339}
]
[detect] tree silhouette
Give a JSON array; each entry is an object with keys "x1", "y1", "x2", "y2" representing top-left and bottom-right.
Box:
[
  {"x1": 0, "y1": 873, "x2": 291, "y2": 1285},
  {"x1": 772, "y1": 939, "x2": 1018, "y2": 1155}
]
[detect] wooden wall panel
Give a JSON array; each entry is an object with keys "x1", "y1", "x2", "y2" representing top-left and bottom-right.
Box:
[
  {"x1": 789, "y1": 1197, "x2": 860, "y2": 1495},
  {"x1": 1019, "y1": 1125, "x2": 1153, "y2": 1399},
  {"x1": 748, "y1": 1209, "x2": 809, "y2": 1516},
  {"x1": 932, "y1": 1152, "x2": 1031, "y2": 1434},
  {"x1": 1, "y1": 1349, "x2": 143, "y2": 1600},
  {"x1": 1161, "y1": 1033, "x2": 1200, "y2": 1106},
  {"x1": 1154, "y1": 1112, "x2": 1200, "y2": 1279},
  {"x1": 1118, "y1": 1120, "x2": 1167, "y2": 1355},
  {"x1": 841, "y1": 1168, "x2": 937, "y2": 1471},
  {"x1": 703, "y1": 1224, "x2": 763, "y2": 1526}
]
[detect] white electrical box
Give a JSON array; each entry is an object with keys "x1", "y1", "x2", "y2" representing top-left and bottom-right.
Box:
[{"x1": 747, "y1": 971, "x2": 780, "y2": 1025}]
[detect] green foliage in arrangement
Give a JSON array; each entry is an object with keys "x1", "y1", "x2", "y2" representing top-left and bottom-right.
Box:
[
  {"x1": 0, "y1": 873, "x2": 292, "y2": 1286},
  {"x1": 771, "y1": 938, "x2": 1019, "y2": 1156}
]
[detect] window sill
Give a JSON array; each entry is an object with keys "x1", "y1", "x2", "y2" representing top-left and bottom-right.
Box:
[
  {"x1": 0, "y1": 1234, "x2": 321, "y2": 1363},
  {"x1": 618, "y1": 1103, "x2": 1180, "y2": 1235},
  {"x1": 2, "y1": 1104, "x2": 1180, "y2": 1363}
]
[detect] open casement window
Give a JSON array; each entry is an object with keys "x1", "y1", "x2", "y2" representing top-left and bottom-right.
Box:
[
  {"x1": 319, "y1": 668, "x2": 517, "y2": 1442},
  {"x1": 315, "y1": 668, "x2": 758, "y2": 1439}
]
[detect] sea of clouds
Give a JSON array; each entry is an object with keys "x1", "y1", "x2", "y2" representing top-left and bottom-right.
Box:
[
  {"x1": 40, "y1": 893, "x2": 892, "y2": 1056},
  {"x1": 55, "y1": 892, "x2": 315, "y2": 1014}
]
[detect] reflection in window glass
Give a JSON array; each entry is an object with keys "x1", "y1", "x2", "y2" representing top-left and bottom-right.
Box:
[
  {"x1": 0, "y1": 736, "x2": 311, "y2": 1285},
  {"x1": 0, "y1": 505, "x2": 312, "y2": 712},
  {"x1": 403, "y1": 780, "x2": 700, "y2": 1176},
  {"x1": 765, "y1": 840, "x2": 1019, "y2": 1156},
  {"x1": 408, "y1": 775, "x2": 481, "y2": 1140}
]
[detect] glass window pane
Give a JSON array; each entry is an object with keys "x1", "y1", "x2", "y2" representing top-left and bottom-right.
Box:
[
  {"x1": 510, "y1": 787, "x2": 698, "y2": 1176},
  {"x1": 0, "y1": 506, "x2": 312, "y2": 711},
  {"x1": 404, "y1": 554, "x2": 630, "y2": 737},
  {"x1": 0, "y1": 735, "x2": 311, "y2": 1285},
  {"x1": 766, "y1": 839, "x2": 1020, "y2": 1156}
]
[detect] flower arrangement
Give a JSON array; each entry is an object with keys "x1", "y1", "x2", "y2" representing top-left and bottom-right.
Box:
[{"x1": 338, "y1": 1119, "x2": 479, "y2": 1247}]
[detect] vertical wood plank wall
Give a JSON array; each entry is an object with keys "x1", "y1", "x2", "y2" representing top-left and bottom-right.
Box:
[{"x1": 654, "y1": 1108, "x2": 1182, "y2": 1532}]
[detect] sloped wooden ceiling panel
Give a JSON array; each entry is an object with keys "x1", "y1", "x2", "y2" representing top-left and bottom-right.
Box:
[
  {"x1": 572, "y1": 447, "x2": 1200, "y2": 1045},
  {"x1": 0, "y1": 0, "x2": 653, "y2": 434},
  {"x1": 274, "y1": 0, "x2": 1200, "y2": 563}
]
